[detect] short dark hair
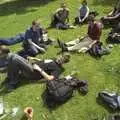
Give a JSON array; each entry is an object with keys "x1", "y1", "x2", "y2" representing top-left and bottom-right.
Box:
[
  {"x1": 0, "y1": 45, "x2": 10, "y2": 55},
  {"x1": 82, "y1": 0, "x2": 87, "y2": 5},
  {"x1": 88, "y1": 15, "x2": 95, "y2": 22}
]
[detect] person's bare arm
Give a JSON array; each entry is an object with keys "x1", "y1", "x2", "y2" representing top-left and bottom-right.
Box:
[
  {"x1": 27, "y1": 56, "x2": 42, "y2": 63},
  {"x1": 107, "y1": 12, "x2": 120, "y2": 19},
  {"x1": 28, "y1": 39, "x2": 45, "y2": 52},
  {"x1": 33, "y1": 64, "x2": 54, "y2": 81}
]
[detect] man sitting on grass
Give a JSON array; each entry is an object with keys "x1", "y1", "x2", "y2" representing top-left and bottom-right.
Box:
[
  {"x1": 101, "y1": 0, "x2": 120, "y2": 27},
  {"x1": 50, "y1": 3, "x2": 75, "y2": 30},
  {"x1": 57, "y1": 15, "x2": 103, "y2": 53},
  {"x1": 0, "y1": 46, "x2": 70, "y2": 91},
  {"x1": 74, "y1": 0, "x2": 89, "y2": 25},
  {"x1": 0, "y1": 20, "x2": 52, "y2": 47},
  {"x1": 22, "y1": 20, "x2": 53, "y2": 57}
]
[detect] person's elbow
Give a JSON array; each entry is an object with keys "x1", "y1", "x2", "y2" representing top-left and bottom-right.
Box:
[{"x1": 28, "y1": 39, "x2": 32, "y2": 44}]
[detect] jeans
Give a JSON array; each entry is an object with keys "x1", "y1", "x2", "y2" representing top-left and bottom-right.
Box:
[
  {"x1": 0, "y1": 33, "x2": 25, "y2": 45},
  {"x1": 7, "y1": 54, "x2": 42, "y2": 87}
]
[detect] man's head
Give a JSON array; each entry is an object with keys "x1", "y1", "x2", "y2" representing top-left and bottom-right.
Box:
[
  {"x1": 32, "y1": 20, "x2": 40, "y2": 31},
  {"x1": 87, "y1": 14, "x2": 95, "y2": 24},
  {"x1": 82, "y1": 0, "x2": 87, "y2": 6},
  {"x1": 61, "y1": 3, "x2": 67, "y2": 9},
  {"x1": 0, "y1": 45, "x2": 10, "y2": 57},
  {"x1": 56, "y1": 53, "x2": 70, "y2": 65}
]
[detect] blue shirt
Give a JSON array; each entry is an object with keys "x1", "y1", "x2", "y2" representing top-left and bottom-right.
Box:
[{"x1": 24, "y1": 27, "x2": 44, "y2": 46}]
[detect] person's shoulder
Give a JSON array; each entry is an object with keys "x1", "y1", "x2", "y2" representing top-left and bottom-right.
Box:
[
  {"x1": 66, "y1": 8, "x2": 70, "y2": 11},
  {"x1": 56, "y1": 8, "x2": 63, "y2": 12},
  {"x1": 25, "y1": 27, "x2": 32, "y2": 32},
  {"x1": 86, "y1": 5, "x2": 89, "y2": 9},
  {"x1": 94, "y1": 22, "x2": 103, "y2": 28},
  {"x1": 96, "y1": 22, "x2": 102, "y2": 26}
]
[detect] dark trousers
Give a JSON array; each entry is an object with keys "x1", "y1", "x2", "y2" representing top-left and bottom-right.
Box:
[
  {"x1": 0, "y1": 33, "x2": 25, "y2": 45},
  {"x1": 23, "y1": 43, "x2": 46, "y2": 57},
  {"x1": 51, "y1": 15, "x2": 69, "y2": 29},
  {"x1": 7, "y1": 54, "x2": 42, "y2": 87}
]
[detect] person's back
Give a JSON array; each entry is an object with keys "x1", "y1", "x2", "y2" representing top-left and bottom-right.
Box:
[
  {"x1": 79, "y1": 4, "x2": 89, "y2": 18},
  {"x1": 88, "y1": 21, "x2": 102, "y2": 41}
]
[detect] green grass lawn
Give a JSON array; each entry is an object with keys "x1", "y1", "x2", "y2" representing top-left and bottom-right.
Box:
[{"x1": 0, "y1": 0, "x2": 120, "y2": 120}]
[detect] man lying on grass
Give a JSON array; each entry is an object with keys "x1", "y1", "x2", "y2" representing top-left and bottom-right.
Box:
[
  {"x1": 57, "y1": 14, "x2": 103, "y2": 53},
  {"x1": 0, "y1": 45, "x2": 70, "y2": 91}
]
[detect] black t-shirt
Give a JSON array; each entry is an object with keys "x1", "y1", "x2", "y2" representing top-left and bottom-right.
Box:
[{"x1": 35, "y1": 59, "x2": 63, "y2": 79}]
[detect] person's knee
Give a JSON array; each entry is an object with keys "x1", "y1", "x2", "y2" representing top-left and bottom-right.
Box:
[{"x1": 29, "y1": 47, "x2": 39, "y2": 56}]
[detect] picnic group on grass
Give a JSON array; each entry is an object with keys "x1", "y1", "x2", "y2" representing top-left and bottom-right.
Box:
[{"x1": 0, "y1": 0, "x2": 120, "y2": 119}]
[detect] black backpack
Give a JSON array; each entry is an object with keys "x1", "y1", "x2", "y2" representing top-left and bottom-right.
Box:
[{"x1": 45, "y1": 77, "x2": 88, "y2": 105}]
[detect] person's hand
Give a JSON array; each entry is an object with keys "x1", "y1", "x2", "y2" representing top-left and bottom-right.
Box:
[
  {"x1": 88, "y1": 45, "x2": 92, "y2": 49},
  {"x1": 24, "y1": 107, "x2": 33, "y2": 120},
  {"x1": 113, "y1": 33, "x2": 118, "y2": 38},
  {"x1": 27, "y1": 56, "x2": 34, "y2": 61}
]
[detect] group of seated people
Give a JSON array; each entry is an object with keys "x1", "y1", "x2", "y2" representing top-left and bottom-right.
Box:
[{"x1": 0, "y1": 0, "x2": 120, "y2": 111}]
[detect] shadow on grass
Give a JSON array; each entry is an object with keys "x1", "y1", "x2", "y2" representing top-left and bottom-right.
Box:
[
  {"x1": 93, "y1": 0, "x2": 118, "y2": 6},
  {"x1": 0, "y1": 76, "x2": 46, "y2": 96},
  {"x1": 0, "y1": 67, "x2": 65, "y2": 95},
  {"x1": 0, "y1": 0, "x2": 57, "y2": 16}
]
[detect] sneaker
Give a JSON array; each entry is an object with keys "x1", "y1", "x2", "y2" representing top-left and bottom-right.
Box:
[{"x1": 57, "y1": 39, "x2": 68, "y2": 52}]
